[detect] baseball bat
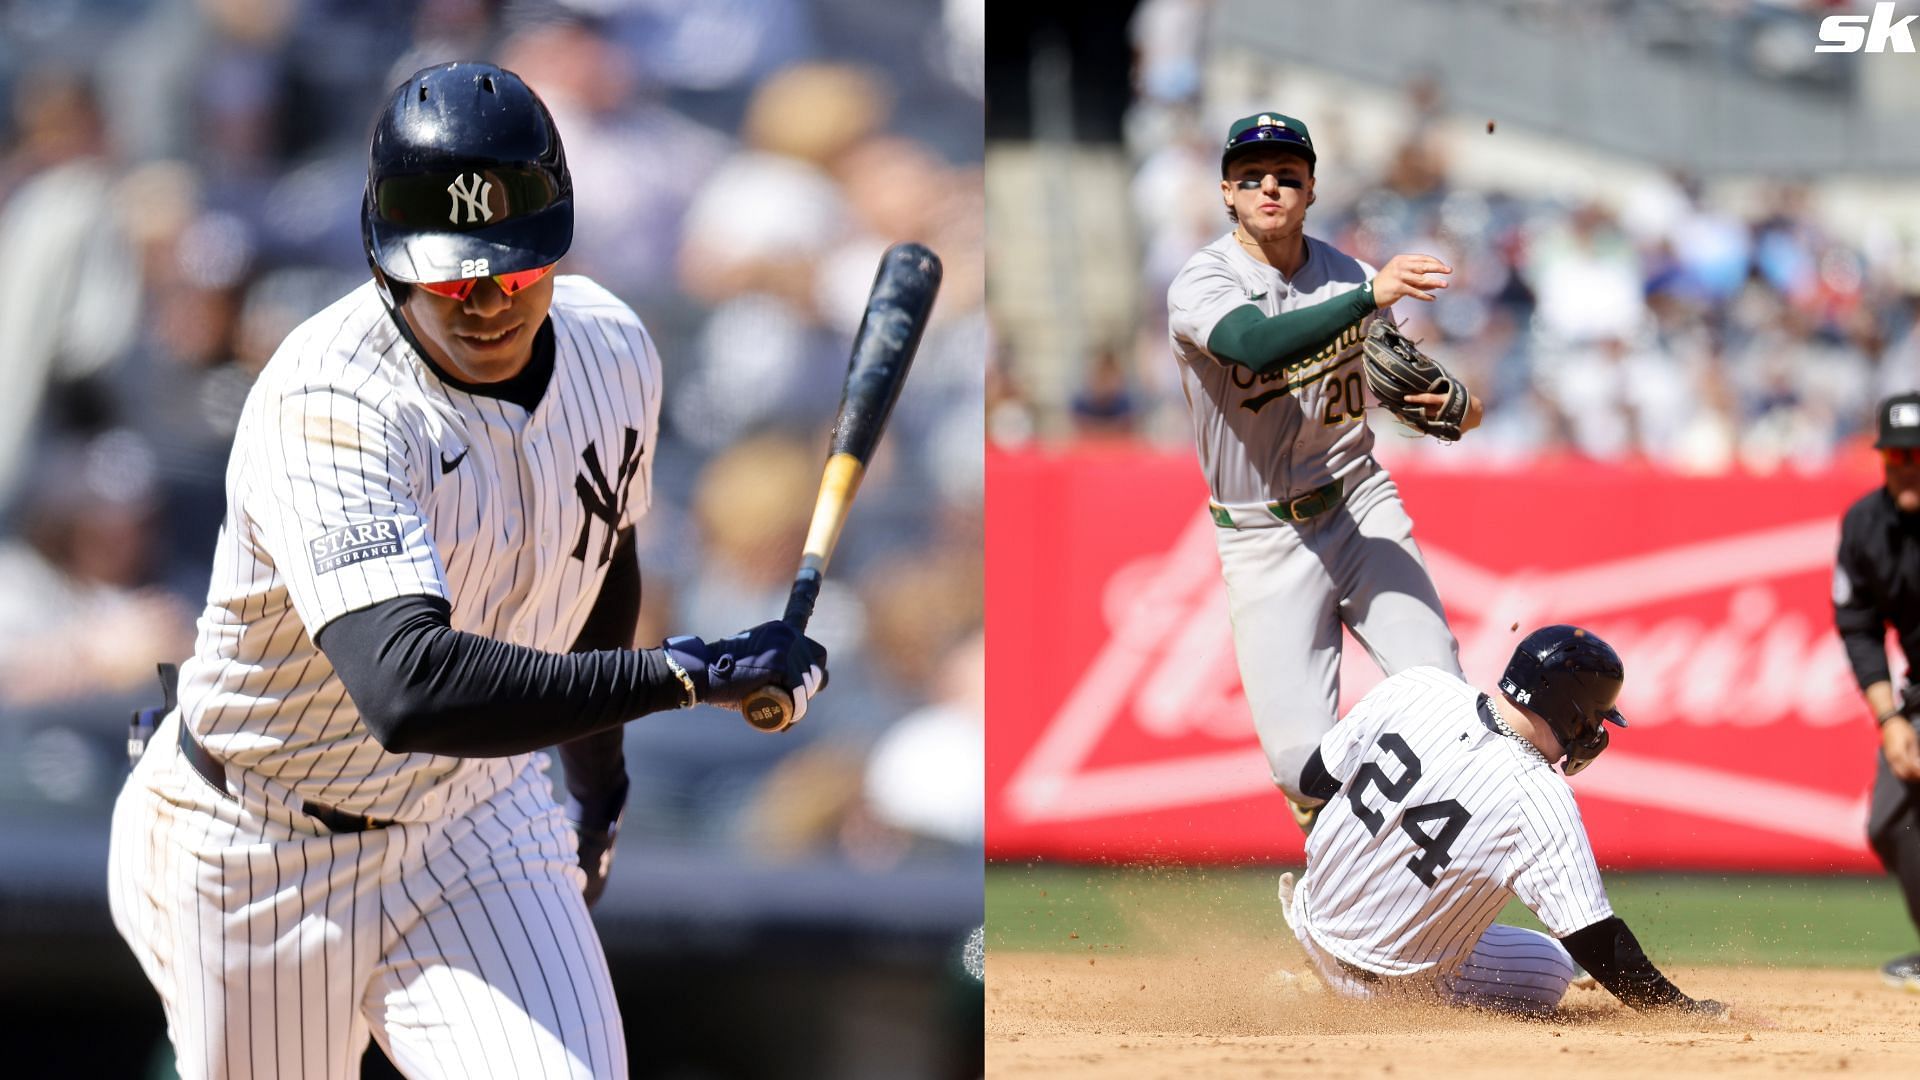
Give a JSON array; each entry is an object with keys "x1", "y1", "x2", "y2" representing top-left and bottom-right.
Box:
[{"x1": 740, "y1": 242, "x2": 943, "y2": 732}]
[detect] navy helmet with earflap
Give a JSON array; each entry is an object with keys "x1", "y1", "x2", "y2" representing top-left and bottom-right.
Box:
[
  {"x1": 361, "y1": 62, "x2": 572, "y2": 293},
  {"x1": 1498, "y1": 624, "x2": 1628, "y2": 775}
]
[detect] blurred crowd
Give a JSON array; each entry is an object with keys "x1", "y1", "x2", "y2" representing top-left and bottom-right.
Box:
[
  {"x1": 0, "y1": 0, "x2": 984, "y2": 871},
  {"x1": 992, "y1": 0, "x2": 1920, "y2": 472},
  {"x1": 1427, "y1": 0, "x2": 1863, "y2": 93}
]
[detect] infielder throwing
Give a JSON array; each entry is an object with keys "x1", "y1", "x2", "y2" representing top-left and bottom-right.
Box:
[
  {"x1": 1280, "y1": 625, "x2": 1732, "y2": 1018},
  {"x1": 107, "y1": 63, "x2": 826, "y2": 1079},
  {"x1": 1166, "y1": 112, "x2": 1483, "y2": 829}
]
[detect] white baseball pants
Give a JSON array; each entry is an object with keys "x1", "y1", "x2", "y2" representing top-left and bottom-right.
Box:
[
  {"x1": 1278, "y1": 872, "x2": 1576, "y2": 1015},
  {"x1": 107, "y1": 713, "x2": 626, "y2": 1080}
]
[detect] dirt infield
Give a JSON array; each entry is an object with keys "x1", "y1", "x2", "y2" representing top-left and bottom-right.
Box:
[{"x1": 987, "y1": 947, "x2": 1920, "y2": 1078}]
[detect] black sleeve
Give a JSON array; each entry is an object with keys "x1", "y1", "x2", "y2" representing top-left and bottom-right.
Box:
[
  {"x1": 556, "y1": 529, "x2": 638, "y2": 828},
  {"x1": 314, "y1": 587, "x2": 687, "y2": 758},
  {"x1": 1561, "y1": 916, "x2": 1701, "y2": 1012},
  {"x1": 1834, "y1": 516, "x2": 1892, "y2": 689},
  {"x1": 1299, "y1": 748, "x2": 1341, "y2": 802}
]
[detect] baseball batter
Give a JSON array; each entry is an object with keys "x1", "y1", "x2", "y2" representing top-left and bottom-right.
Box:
[
  {"x1": 1166, "y1": 112, "x2": 1484, "y2": 827},
  {"x1": 1280, "y1": 625, "x2": 1733, "y2": 1019},
  {"x1": 105, "y1": 63, "x2": 826, "y2": 1079}
]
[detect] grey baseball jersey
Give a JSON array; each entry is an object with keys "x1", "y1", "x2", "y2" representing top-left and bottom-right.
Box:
[
  {"x1": 1166, "y1": 232, "x2": 1459, "y2": 804},
  {"x1": 1166, "y1": 232, "x2": 1386, "y2": 507},
  {"x1": 1290, "y1": 667, "x2": 1613, "y2": 979},
  {"x1": 108, "y1": 274, "x2": 657, "y2": 1078}
]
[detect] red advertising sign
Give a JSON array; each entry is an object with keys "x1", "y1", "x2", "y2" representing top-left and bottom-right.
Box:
[{"x1": 987, "y1": 445, "x2": 1891, "y2": 871}]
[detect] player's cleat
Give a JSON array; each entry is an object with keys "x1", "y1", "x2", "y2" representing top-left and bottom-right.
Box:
[
  {"x1": 1881, "y1": 952, "x2": 1920, "y2": 991},
  {"x1": 1288, "y1": 798, "x2": 1321, "y2": 835}
]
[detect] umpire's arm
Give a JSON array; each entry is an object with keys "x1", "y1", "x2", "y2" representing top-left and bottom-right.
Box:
[
  {"x1": 1833, "y1": 522, "x2": 1893, "y2": 702},
  {"x1": 1831, "y1": 514, "x2": 1920, "y2": 778}
]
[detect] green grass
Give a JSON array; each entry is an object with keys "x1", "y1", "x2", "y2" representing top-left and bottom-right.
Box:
[{"x1": 987, "y1": 863, "x2": 1918, "y2": 968}]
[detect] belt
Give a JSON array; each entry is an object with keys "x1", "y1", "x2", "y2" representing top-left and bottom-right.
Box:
[
  {"x1": 1210, "y1": 477, "x2": 1347, "y2": 528},
  {"x1": 175, "y1": 722, "x2": 394, "y2": 834}
]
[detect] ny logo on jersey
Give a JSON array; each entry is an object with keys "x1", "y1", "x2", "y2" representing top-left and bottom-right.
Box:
[
  {"x1": 447, "y1": 173, "x2": 494, "y2": 224},
  {"x1": 572, "y1": 427, "x2": 643, "y2": 566}
]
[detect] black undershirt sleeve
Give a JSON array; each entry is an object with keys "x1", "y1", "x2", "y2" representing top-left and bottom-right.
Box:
[
  {"x1": 314, "y1": 584, "x2": 687, "y2": 758},
  {"x1": 555, "y1": 528, "x2": 639, "y2": 828},
  {"x1": 1561, "y1": 916, "x2": 1699, "y2": 1012},
  {"x1": 1299, "y1": 748, "x2": 1341, "y2": 802}
]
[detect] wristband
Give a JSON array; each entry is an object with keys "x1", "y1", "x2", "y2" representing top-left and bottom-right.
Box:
[
  {"x1": 1878, "y1": 708, "x2": 1906, "y2": 728},
  {"x1": 661, "y1": 649, "x2": 698, "y2": 707}
]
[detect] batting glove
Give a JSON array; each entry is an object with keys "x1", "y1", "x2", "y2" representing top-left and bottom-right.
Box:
[
  {"x1": 1686, "y1": 998, "x2": 1730, "y2": 1021},
  {"x1": 779, "y1": 657, "x2": 829, "y2": 730},
  {"x1": 664, "y1": 623, "x2": 829, "y2": 710},
  {"x1": 565, "y1": 786, "x2": 626, "y2": 910},
  {"x1": 571, "y1": 818, "x2": 618, "y2": 908}
]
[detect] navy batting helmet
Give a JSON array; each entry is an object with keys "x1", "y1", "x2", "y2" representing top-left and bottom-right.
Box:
[
  {"x1": 361, "y1": 62, "x2": 572, "y2": 288},
  {"x1": 1498, "y1": 624, "x2": 1628, "y2": 775}
]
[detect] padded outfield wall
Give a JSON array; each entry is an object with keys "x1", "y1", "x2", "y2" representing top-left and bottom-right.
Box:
[{"x1": 987, "y1": 445, "x2": 1891, "y2": 871}]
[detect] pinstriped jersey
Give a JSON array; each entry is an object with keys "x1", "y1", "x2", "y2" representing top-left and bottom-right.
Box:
[
  {"x1": 173, "y1": 275, "x2": 661, "y2": 821},
  {"x1": 1294, "y1": 667, "x2": 1613, "y2": 976},
  {"x1": 1166, "y1": 233, "x2": 1390, "y2": 507}
]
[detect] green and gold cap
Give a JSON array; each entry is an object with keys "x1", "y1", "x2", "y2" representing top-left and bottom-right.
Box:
[{"x1": 1221, "y1": 112, "x2": 1315, "y2": 174}]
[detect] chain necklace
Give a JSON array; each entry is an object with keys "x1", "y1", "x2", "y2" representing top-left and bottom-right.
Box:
[{"x1": 1486, "y1": 695, "x2": 1550, "y2": 766}]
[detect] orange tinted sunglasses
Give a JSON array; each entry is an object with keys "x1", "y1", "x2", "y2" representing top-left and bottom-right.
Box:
[
  {"x1": 1884, "y1": 447, "x2": 1920, "y2": 466},
  {"x1": 415, "y1": 263, "x2": 555, "y2": 302}
]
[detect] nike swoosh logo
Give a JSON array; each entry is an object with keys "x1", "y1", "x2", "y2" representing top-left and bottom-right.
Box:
[
  {"x1": 1249, "y1": 291, "x2": 1268, "y2": 302},
  {"x1": 440, "y1": 448, "x2": 469, "y2": 474}
]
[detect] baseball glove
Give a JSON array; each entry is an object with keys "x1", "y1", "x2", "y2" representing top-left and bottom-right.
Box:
[{"x1": 1362, "y1": 318, "x2": 1471, "y2": 442}]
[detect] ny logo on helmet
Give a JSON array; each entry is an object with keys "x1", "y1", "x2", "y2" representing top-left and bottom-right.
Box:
[{"x1": 447, "y1": 173, "x2": 494, "y2": 224}]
